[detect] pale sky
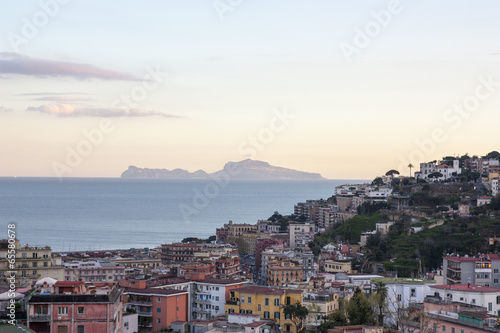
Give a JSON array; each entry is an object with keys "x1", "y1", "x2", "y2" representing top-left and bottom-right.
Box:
[{"x1": 1, "y1": 0, "x2": 499, "y2": 179}]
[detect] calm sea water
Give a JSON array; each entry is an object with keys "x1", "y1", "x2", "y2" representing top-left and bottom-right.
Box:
[{"x1": 0, "y1": 178, "x2": 365, "y2": 251}]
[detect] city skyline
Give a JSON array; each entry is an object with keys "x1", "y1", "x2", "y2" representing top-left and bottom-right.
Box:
[{"x1": 1, "y1": 0, "x2": 499, "y2": 179}]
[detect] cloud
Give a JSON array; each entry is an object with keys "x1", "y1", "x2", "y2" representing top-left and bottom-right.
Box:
[
  {"x1": 0, "y1": 53, "x2": 138, "y2": 80},
  {"x1": 0, "y1": 106, "x2": 13, "y2": 112},
  {"x1": 32, "y1": 96, "x2": 93, "y2": 102},
  {"x1": 17, "y1": 92, "x2": 93, "y2": 96},
  {"x1": 26, "y1": 103, "x2": 179, "y2": 118}
]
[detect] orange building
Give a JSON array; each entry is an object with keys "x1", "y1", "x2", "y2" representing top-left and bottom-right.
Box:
[
  {"x1": 267, "y1": 259, "x2": 303, "y2": 286},
  {"x1": 124, "y1": 287, "x2": 188, "y2": 331}
]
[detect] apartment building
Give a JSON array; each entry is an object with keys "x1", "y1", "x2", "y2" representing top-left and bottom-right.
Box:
[
  {"x1": 267, "y1": 258, "x2": 303, "y2": 286},
  {"x1": 28, "y1": 282, "x2": 123, "y2": 333},
  {"x1": 0, "y1": 239, "x2": 64, "y2": 288},
  {"x1": 225, "y1": 286, "x2": 303, "y2": 332},
  {"x1": 123, "y1": 287, "x2": 188, "y2": 331},
  {"x1": 160, "y1": 243, "x2": 203, "y2": 265},
  {"x1": 192, "y1": 278, "x2": 247, "y2": 320},
  {"x1": 64, "y1": 261, "x2": 125, "y2": 282},
  {"x1": 302, "y1": 291, "x2": 339, "y2": 327},
  {"x1": 324, "y1": 260, "x2": 352, "y2": 274},
  {"x1": 289, "y1": 223, "x2": 315, "y2": 249},
  {"x1": 429, "y1": 284, "x2": 500, "y2": 316},
  {"x1": 443, "y1": 254, "x2": 500, "y2": 287}
]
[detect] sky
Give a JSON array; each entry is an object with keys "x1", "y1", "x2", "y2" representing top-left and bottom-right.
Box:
[{"x1": 0, "y1": 0, "x2": 499, "y2": 179}]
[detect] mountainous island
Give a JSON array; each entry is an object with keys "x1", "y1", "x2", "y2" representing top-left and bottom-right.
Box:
[{"x1": 120, "y1": 159, "x2": 326, "y2": 180}]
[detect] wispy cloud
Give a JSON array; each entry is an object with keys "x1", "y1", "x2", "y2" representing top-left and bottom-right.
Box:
[
  {"x1": 26, "y1": 103, "x2": 179, "y2": 118},
  {"x1": 0, "y1": 53, "x2": 138, "y2": 80},
  {"x1": 17, "y1": 92, "x2": 94, "y2": 96},
  {"x1": 0, "y1": 106, "x2": 13, "y2": 112},
  {"x1": 32, "y1": 96, "x2": 93, "y2": 102}
]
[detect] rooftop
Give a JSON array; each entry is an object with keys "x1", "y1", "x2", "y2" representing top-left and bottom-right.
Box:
[
  {"x1": 372, "y1": 277, "x2": 436, "y2": 285},
  {"x1": 431, "y1": 284, "x2": 500, "y2": 292},
  {"x1": 124, "y1": 287, "x2": 188, "y2": 296},
  {"x1": 233, "y1": 286, "x2": 303, "y2": 295}
]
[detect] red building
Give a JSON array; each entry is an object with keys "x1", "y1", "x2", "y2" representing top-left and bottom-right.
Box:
[
  {"x1": 28, "y1": 282, "x2": 123, "y2": 333},
  {"x1": 255, "y1": 238, "x2": 279, "y2": 271}
]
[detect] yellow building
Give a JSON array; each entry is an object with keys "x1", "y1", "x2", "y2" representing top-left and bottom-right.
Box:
[
  {"x1": 225, "y1": 286, "x2": 303, "y2": 333},
  {"x1": 0, "y1": 239, "x2": 65, "y2": 288},
  {"x1": 323, "y1": 260, "x2": 351, "y2": 274}
]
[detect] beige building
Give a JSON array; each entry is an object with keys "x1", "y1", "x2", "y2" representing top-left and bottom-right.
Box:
[
  {"x1": 0, "y1": 239, "x2": 65, "y2": 288},
  {"x1": 323, "y1": 260, "x2": 352, "y2": 274},
  {"x1": 267, "y1": 258, "x2": 303, "y2": 286},
  {"x1": 303, "y1": 291, "x2": 339, "y2": 327}
]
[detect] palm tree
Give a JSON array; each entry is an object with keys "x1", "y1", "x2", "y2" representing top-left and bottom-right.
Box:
[
  {"x1": 408, "y1": 163, "x2": 414, "y2": 177},
  {"x1": 373, "y1": 281, "x2": 388, "y2": 326}
]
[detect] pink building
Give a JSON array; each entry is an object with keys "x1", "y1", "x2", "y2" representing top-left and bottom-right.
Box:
[
  {"x1": 423, "y1": 296, "x2": 500, "y2": 333},
  {"x1": 28, "y1": 282, "x2": 123, "y2": 333}
]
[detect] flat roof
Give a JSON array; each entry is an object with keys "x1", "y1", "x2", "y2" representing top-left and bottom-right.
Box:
[
  {"x1": 233, "y1": 286, "x2": 302, "y2": 295},
  {"x1": 431, "y1": 284, "x2": 500, "y2": 292}
]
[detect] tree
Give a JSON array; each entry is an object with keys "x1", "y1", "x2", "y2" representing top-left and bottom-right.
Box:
[
  {"x1": 408, "y1": 164, "x2": 414, "y2": 177},
  {"x1": 283, "y1": 302, "x2": 309, "y2": 332},
  {"x1": 428, "y1": 172, "x2": 443, "y2": 180},
  {"x1": 372, "y1": 177, "x2": 384, "y2": 186},
  {"x1": 372, "y1": 281, "x2": 388, "y2": 326},
  {"x1": 385, "y1": 170, "x2": 400, "y2": 176},
  {"x1": 346, "y1": 288, "x2": 376, "y2": 325},
  {"x1": 318, "y1": 310, "x2": 348, "y2": 333}
]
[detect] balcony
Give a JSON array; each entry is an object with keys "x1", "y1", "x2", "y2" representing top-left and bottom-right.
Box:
[
  {"x1": 194, "y1": 289, "x2": 210, "y2": 295},
  {"x1": 29, "y1": 314, "x2": 51, "y2": 321},
  {"x1": 137, "y1": 310, "x2": 153, "y2": 317},
  {"x1": 193, "y1": 307, "x2": 211, "y2": 314},
  {"x1": 195, "y1": 298, "x2": 212, "y2": 304},
  {"x1": 127, "y1": 299, "x2": 152, "y2": 306}
]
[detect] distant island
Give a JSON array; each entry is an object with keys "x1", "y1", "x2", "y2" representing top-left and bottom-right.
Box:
[{"x1": 120, "y1": 159, "x2": 327, "y2": 180}]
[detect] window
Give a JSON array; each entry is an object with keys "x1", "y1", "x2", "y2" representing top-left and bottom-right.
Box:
[
  {"x1": 177, "y1": 307, "x2": 179, "y2": 311},
  {"x1": 494, "y1": 269, "x2": 499, "y2": 273},
  {"x1": 285, "y1": 313, "x2": 291, "y2": 320},
  {"x1": 258, "y1": 305, "x2": 261, "y2": 311},
  {"x1": 248, "y1": 297, "x2": 252, "y2": 304},
  {"x1": 241, "y1": 296, "x2": 245, "y2": 304},
  {"x1": 442, "y1": 325, "x2": 446, "y2": 332},
  {"x1": 286, "y1": 296, "x2": 291, "y2": 305},
  {"x1": 157, "y1": 308, "x2": 161, "y2": 313},
  {"x1": 77, "y1": 326, "x2": 84, "y2": 333},
  {"x1": 265, "y1": 298, "x2": 269, "y2": 306},
  {"x1": 157, "y1": 318, "x2": 161, "y2": 323},
  {"x1": 489, "y1": 303, "x2": 493, "y2": 311},
  {"x1": 240, "y1": 309, "x2": 245, "y2": 314},
  {"x1": 451, "y1": 328, "x2": 455, "y2": 333},
  {"x1": 77, "y1": 307, "x2": 85, "y2": 315},
  {"x1": 472, "y1": 299, "x2": 476, "y2": 304},
  {"x1": 246, "y1": 310, "x2": 252, "y2": 314},
  {"x1": 274, "y1": 311, "x2": 280, "y2": 319},
  {"x1": 58, "y1": 307, "x2": 68, "y2": 315},
  {"x1": 215, "y1": 296, "x2": 219, "y2": 301},
  {"x1": 264, "y1": 311, "x2": 270, "y2": 319},
  {"x1": 157, "y1": 297, "x2": 161, "y2": 302},
  {"x1": 274, "y1": 298, "x2": 280, "y2": 306},
  {"x1": 228, "y1": 308, "x2": 234, "y2": 313},
  {"x1": 397, "y1": 294, "x2": 402, "y2": 302},
  {"x1": 410, "y1": 288, "x2": 416, "y2": 297}
]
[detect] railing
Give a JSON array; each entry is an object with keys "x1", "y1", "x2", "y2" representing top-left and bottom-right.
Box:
[
  {"x1": 127, "y1": 300, "x2": 152, "y2": 306},
  {"x1": 137, "y1": 310, "x2": 153, "y2": 317},
  {"x1": 29, "y1": 314, "x2": 51, "y2": 321}
]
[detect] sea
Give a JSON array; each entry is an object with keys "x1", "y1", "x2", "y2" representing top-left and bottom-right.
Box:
[{"x1": 0, "y1": 177, "x2": 366, "y2": 252}]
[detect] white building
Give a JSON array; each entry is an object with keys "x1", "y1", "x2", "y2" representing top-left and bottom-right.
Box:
[
  {"x1": 375, "y1": 222, "x2": 395, "y2": 235},
  {"x1": 373, "y1": 277, "x2": 436, "y2": 326},
  {"x1": 492, "y1": 178, "x2": 499, "y2": 197},
  {"x1": 429, "y1": 284, "x2": 500, "y2": 316},
  {"x1": 192, "y1": 278, "x2": 248, "y2": 320},
  {"x1": 64, "y1": 260, "x2": 125, "y2": 282},
  {"x1": 289, "y1": 223, "x2": 315, "y2": 249},
  {"x1": 415, "y1": 159, "x2": 461, "y2": 180}
]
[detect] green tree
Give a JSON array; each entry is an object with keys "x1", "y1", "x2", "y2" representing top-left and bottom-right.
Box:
[
  {"x1": 428, "y1": 172, "x2": 443, "y2": 180},
  {"x1": 283, "y1": 302, "x2": 309, "y2": 332},
  {"x1": 346, "y1": 288, "x2": 375, "y2": 325},
  {"x1": 408, "y1": 164, "x2": 414, "y2": 177},
  {"x1": 372, "y1": 177, "x2": 384, "y2": 186},
  {"x1": 318, "y1": 310, "x2": 348, "y2": 333},
  {"x1": 372, "y1": 281, "x2": 388, "y2": 326},
  {"x1": 385, "y1": 170, "x2": 400, "y2": 176}
]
